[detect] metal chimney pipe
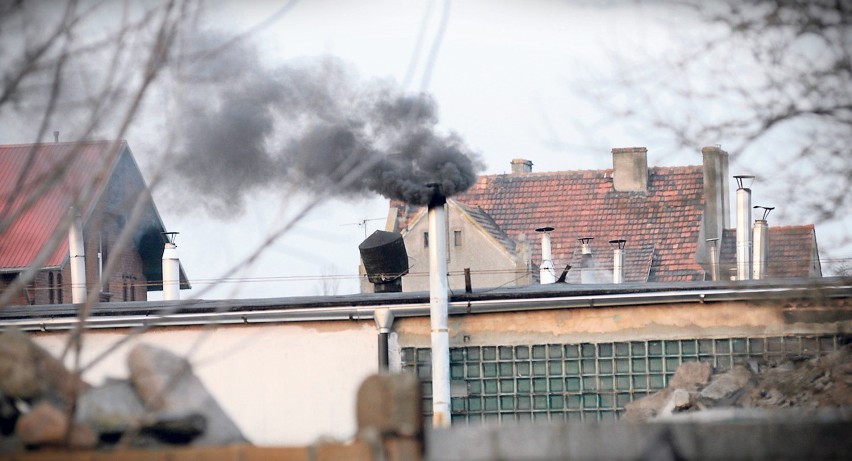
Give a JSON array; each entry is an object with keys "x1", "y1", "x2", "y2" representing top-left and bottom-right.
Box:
[
  {"x1": 752, "y1": 206, "x2": 773, "y2": 280},
  {"x1": 609, "y1": 239, "x2": 626, "y2": 284},
  {"x1": 536, "y1": 227, "x2": 556, "y2": 284},
  {"x1": 374, "y1": 308, "x2": 395, "y2": 371},
  {"x1": 68, "y1": 209, "x2": 86, "y2": 303},
  {"x1": 162, "y1": 232, "x2": 180, "y2": 301},
  {"x1": 579, "y1": 237, "x2": 593, "y2": 255},
  {"x1": 734, "y1": 176, "x2": 754, "y2": 281},
  {"x1": 427, "y1": 186, "x2": 451, "y2": 428},
  {"x1": 706, "y1": 238, "x2": 720, "y2": 282}
]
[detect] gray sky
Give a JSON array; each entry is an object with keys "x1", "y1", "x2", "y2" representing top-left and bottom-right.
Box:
[
  {"x1": 2, "y1": 0, "x2": 848, "y2": 299},
  {"x1": 156, "y1": 0, "x2": 701, "y2": 299}
]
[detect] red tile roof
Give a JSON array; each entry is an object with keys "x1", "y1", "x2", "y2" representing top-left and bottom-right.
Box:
[
  {"x1": 0, "y1": 140, "x2": 125, "y2": 270},
  {"x1": 719, "y1": 225, "x2": 820, "y2": 279},
  {"x1": 392, "y1": 166, "x2": 707, "y2": 282}
]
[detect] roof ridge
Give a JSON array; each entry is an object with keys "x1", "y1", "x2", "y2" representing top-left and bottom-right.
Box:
[
  {"x1": 0, "y1": 139, "x2": 123, "y2": 148},
  {"x1": 481, "y1": 164, "x2": 701, "y2": 178}
]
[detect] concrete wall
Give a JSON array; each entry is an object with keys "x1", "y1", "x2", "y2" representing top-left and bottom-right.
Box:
[
  {"x1": 30, "y1": 320, "x2": 379, "y2": 446},
  {"x1": 401, "y1": 204, "x2": 527, "y2": 292},
  {"x1": 392, "y1": 297, "x2": 852, "y2": 348}
]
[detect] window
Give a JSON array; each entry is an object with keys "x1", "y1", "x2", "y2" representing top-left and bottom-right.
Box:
[
  {"x1": 48, "y1": 272, "x2": 54, "y2": 304},
  {"x1": 454, "y1": 230, "x2": 463, "y2": 247},
  {"x1": 423, "y1": 232, "x2": 429, "y2": 248},
  {"x1": 401, "y1": 334, "x2": 849, "y2": 424},
  {"x1": 48, "y1": 271, "x2": 62, "y2": 304}
]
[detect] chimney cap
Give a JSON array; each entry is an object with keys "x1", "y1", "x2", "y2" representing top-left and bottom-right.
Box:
[
  {"x1": 161, "y1": 231, "x2": 179, "y2": 245},
  {"x1": 535, "y1": 226, "x2": 555, "y2": 233},
  {"x1": 578, "y1": 237, "x2": 594, "y2": 244},
  {"x1": 733, "y1": 175, "x2": 755, "y2": 189},
  {"x1": 608, "y1": 239, "x2": 626, "y2": 249},
  {"x1": 753, "y1": 205, "x2": 774, "y2": 221}
]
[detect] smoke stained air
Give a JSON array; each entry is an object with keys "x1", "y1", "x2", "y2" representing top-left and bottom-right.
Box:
[{"x1": 171, "y1": 32, "x2": 483, "y2": 215}]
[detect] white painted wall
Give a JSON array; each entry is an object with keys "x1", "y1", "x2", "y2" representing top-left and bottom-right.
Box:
[{"x1": 31, "y1": 321, "x2": 378, "y2": 446}]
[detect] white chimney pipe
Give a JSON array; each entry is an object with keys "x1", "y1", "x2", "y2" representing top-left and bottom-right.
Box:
[
  {"x1": 579, "y1": 237, "x2": 593, "y2": 255},
  {"x1": 734, "y1": 176, "x2": 754, "y2": 281},
  {"x1": 536, "y1": 227, "x2": 556, "y2": 284},
  {"x1": 68, "y1": 210, "x2": 86, "y2": 303},
  {"x1": 427, "y1": 190, "x2": 451, "y2": 428},
  {"x1": 706, "y1": 238, "x2": 720, "y2": 282},
  {"x1": 162, "y1": 232, "x2": 180, "y2": 301},
  {"x1": 609, "y1": 239, "x2": 626, "y2": 284},
  {"x1": 752, "y1": 206, "x2": 773, "y2": 280}
]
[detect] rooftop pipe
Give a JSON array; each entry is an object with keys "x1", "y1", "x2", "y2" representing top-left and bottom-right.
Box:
[
  {"x1": 162, "y1": 232, "x2": 180, "y2": 301},
  {"x1": 536, "y1": 227, "x2": 556, "y2": 284},
  {"x1": 609, "y1": 239, "x2": 626, "y2": 284},
  {"x1": 752, "y1": 206, "x2": 774, "y2": 280},
  {"x1": 427, "y1": 184, "x2": 451, "y2": 428},
  {"x1": 68, "y1": 208, "x2": 86, "y2": 304},
  {"x1": 734, "y1": 175, "x2": 754, "y2": 281}
]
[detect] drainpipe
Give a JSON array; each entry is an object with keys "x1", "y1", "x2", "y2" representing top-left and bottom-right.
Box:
[
  {"x1": 427, "y1": 185, "x2": 451, "y2": 428},
  {"x1": 706, "y1": 238, "x2": 720, "y2": 282},
  {"x1": 68, "y1": 208, "x2": 86, "y2": 304},
  {"x1": 752, "y1": 206, "x2": 774, "y2": 280},
  {"x1": 374, "y1": 308, "x2": 395, "y2": 371},
  {"x1": 609, "y1": 239, "x2": 626, "y2": 284},
  {"x1": 162, "y1": 232, "x2": 180, "y2": 301},
  {"x1": 536, "y1": 227, "x2": 556, "y2": 284},
  {"x1": 734, "y1": 175, "x2": 755, "y2": 281}
]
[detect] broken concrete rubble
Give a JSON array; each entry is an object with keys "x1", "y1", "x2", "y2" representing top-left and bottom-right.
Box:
[
  {"x1": 0, "y1": 328, "x2": 88, "y2": 402},
  {"x1": 623, "y1": 345, "x2": 852, "y2": 422},
  {"x1": 0, "y1": 329, "x2": 247, "y2": 454},
  {"x1": 127, "y1": 343, "x2": 247, "y2": 446}
]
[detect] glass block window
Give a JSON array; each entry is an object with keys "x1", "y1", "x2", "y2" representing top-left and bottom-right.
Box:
[{"x1": 400, "y1": 334, "x2": 850, "y2": 425}]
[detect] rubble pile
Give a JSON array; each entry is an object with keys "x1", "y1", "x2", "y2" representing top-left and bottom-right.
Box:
[
  {"x1": 0, "y1": 329, "x2": 245, "y2": 453},
  {"x1": 623, "y1": 345, "x2": 852, "y2": 421}
]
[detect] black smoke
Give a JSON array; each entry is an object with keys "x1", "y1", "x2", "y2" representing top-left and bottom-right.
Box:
[{"x1": 171, "y1": 32, "x2": 482, "y2": 215}]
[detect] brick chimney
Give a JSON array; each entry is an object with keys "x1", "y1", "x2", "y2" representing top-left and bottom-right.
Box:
[
  {"x1": 511, "y1": 158, "x2": 533, "y2": 174},
  {"x1": 701, "y1": 145, "x2": 730, "y2": 242},
  {"x1": 611, "y1": 147, "x2": 648, "y2": 192}
]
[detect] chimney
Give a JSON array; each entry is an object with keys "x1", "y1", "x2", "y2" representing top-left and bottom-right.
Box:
[
  {"x1": 373, "y1": 308, "x2": 395, "y2": 371},
  {"x1": 536, "y1": 227, "x2": 556, "y2": 284},
  {"x1": 359, "y1": 231, "x2": 409, "y2": 293},
  {"x1": 427, "y1": 185, "x2": 450, "y2": 428},
  {"x1": 734, "y1": 175, "x2": 755, "y2": 281},
  {"x1": 752, "y1": 206, "x2": 773, "y2": 280},
  {"x1": 609, "y1": 239, "x2": 626, "y2": 284},
  {"x1": 68, "y1": 209, "x2": 86, "y2": 303},
  {"x1": 578, "y1": 237, "x2": 601, "y2": 284},
  {"x1": 162, "y1": 232, "x2": 180, "y2": 300},
  {"x1": 701, "y1": 145, "x2": 730, "y2": 242},
  {"x1": 511, "y1": 158, "x2": 533, "y2": 174},
  {"x1": 706, "y1": 238, "x2": 720, "y2": 282},
  {"x1": 611, "y1": 147, "x2": 648, "y2": 192}
]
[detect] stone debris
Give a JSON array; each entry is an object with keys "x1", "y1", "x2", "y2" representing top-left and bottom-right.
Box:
[
  {"x1": 0, "y1": 328, "x2": 88, "y2": 402},
  {"x1": 0, "y1": 329, "x2": 247, "y2": 453},
  {"x1": 15, "y1": 401, "x2": 97, "y2": 449},
  {"x1": 127, "y1": 343, "x2": 247, "y2": 446},
  {"x1": 623, "y1": 344, "x2": 852, "y2": 422}
]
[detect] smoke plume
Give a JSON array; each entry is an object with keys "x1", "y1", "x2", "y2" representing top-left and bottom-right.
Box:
[{"x1": 171, "y1": 32, "x2": 482, "y2": 215}]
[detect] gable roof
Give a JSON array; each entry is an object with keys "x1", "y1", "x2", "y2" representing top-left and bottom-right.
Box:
[
  {"x1": 453, "y1": 200, "x2": 517, "y2": 256},
  {"x1": 719, "y1": 226, "x2": 821, "y2": 279},
  {"x1": 391, "y1": 165, "x2": 707, "y2": 282},
  {"x1": 0, "y1": 140, "x2": 188, "y2": 290},
  {"x1": 0, "y1": 140, "x2": 123, "y2": 270}
]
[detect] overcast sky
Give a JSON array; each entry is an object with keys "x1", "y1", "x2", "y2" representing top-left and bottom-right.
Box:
[
  {"x1": 154, "y1": 0, "x2": 703, "y2": 299},
  {"x1": 2, "y1": 0, "x2": 847, "y2": 299}
]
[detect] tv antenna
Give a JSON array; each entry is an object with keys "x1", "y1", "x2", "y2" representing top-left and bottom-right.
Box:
[{"x1": 342, "y1": 217, "x2": 385, "y2": 238}]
